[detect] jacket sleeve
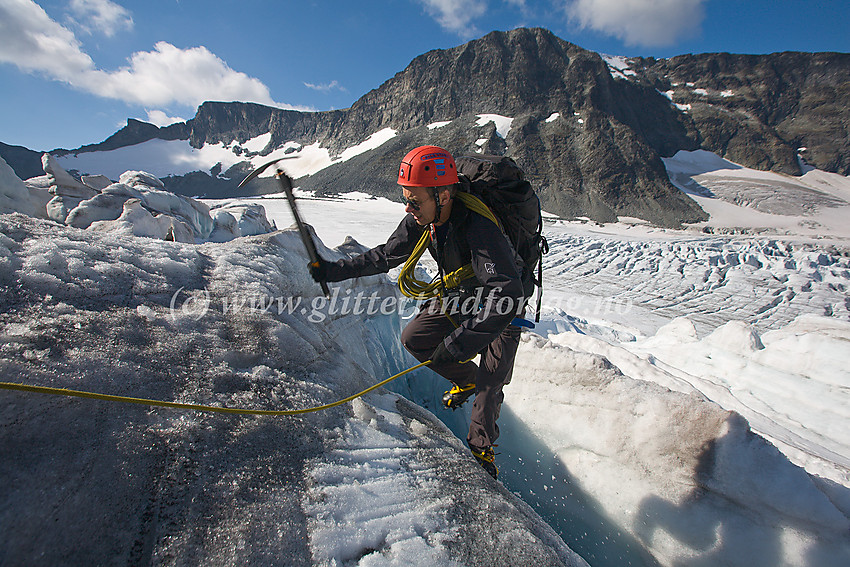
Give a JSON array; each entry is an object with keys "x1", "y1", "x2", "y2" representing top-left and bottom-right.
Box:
[
  {"x1": 444, "y1": 213, "x2": 525, "y2": 360},
  {"x1": 322, "y1": 214, "x2": 424, "y2": 282}
]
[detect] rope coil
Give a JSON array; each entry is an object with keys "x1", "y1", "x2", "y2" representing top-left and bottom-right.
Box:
[{"x1": 396, "y1": 192, "x2": 499, "y2": 300}]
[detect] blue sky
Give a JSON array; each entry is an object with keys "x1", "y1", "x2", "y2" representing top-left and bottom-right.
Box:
[{"x1": 1, "y1": 0, "x2": 848, "y2": 152}]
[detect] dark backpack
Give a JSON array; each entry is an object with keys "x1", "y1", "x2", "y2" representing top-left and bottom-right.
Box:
[{"x1": 455, "y1": 155, "x2": 548, "y2": 322}]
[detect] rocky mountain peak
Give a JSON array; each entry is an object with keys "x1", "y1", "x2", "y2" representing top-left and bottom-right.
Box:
[
  {"x1": 350, "y1": 28, "x2": 608, "y2": 135},
  {"x1": 641, "y1": 50, "x2": 850, "y2": 175}
]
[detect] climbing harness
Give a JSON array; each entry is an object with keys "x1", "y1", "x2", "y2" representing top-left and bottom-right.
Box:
[{"x1": 0, "y1": 360, "x2": 431, "y2": 416}]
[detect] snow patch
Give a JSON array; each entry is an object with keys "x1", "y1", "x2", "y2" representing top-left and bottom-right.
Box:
[
  {"x1": 242, "y1": 132, "x2": 271, "y2": 153},
  {"x1": 56, "y1": 128, "x2": 399, "y2": 182},
  {"x1": 260, "y1": 141, "x2": 335, "y2": 179},
  {"x1": 476, "y1": 114, "x2": 514, "y2": 139},
  {"x1": 602, "y1": 54, "x2": 637, "y2": 80},
  {"x1": 338, "y1": 128, "x2": 398, "y2": 162}
]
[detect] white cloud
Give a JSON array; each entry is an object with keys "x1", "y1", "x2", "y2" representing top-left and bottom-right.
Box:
[
  {"x1": 417, "y1": 0, "x2": 487, "y2": 37},
  {"x1": 89, "y1": 41, "x2": 279, "y2": 107},
  {"x1": 0, "y1": 0, "x2": 302, "y2": 111},
  {"x1": 145, "y1": 109, "x2": 185, "y2": 127},
  {"x1": 565, "y1": 0, "x2": 706, "y2": 47},
  {"x1": 304, "y1": 80, "x2": 347, "y2": 93},
  {"x1": 0, "y1": 0, "x2": 95, "y2": 81},
  {"x1": 66, "y1": 0, "x2": 133, "y2": 37}
]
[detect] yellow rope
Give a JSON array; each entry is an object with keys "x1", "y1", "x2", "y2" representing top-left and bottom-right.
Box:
[
  {"x1": 455, "y1": 192, "x2": 501, "y2": 229},
  {"x1": 397, "y1": 230, "x2": 477, "y2": 299},
  {"x1": 397, "y1": 230, "x2": 440, "y2": 299},
  {"x1": 0, "y1": 361, "x2": 431, "y2": 416},
  {"x1": 396, "y1": 192, "x2": 499, "y2": 300}
]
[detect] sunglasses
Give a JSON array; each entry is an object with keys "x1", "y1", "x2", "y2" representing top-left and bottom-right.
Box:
[
  {"x1": 402, "y1": 189, "x2": 440, "y2": 211},
  {"x1": 403, "y1": 197, "x2": 423, "y2": 211}
]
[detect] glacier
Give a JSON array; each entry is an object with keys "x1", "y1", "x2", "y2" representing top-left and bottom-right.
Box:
[{"x1": 1, "y1": 148, "x2": 849, "y2": 565}]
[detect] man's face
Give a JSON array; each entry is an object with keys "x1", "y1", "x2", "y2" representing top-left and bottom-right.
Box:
[{"x1": 402, "y1": 186, "x2": 437, "y2": 226}]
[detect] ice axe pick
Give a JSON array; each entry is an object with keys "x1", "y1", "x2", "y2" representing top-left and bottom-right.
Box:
[{"x1": 238, "y1": 158, "x2": 331, "y2": 297}]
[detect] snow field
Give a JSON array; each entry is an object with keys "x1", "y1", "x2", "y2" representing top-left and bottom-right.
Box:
[
  {"x1": 53, "y1": 115, "x2": 513, "y2": 184},
  {"x1": 505, "y1": 334, "x2": 849, "y2": 566},
  {"x1": 664, "y1": 150, "x2": 850, "y2": 242},
  {"x1": 54, "y1": 128, "x2": 399, "y2": 182},
  {"x1": 540, "y1": 226, "x2": 850, "y2": 337}
]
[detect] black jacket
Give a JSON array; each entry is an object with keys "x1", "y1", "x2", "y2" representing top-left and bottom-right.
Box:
[{"x1": 323, "y1": 198, "x2": 524, "y2": 360}]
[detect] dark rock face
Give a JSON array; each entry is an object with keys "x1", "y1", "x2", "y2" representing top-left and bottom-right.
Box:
[
  {"x1": 0, "y1": 142, "x2": 43, "y2": 180},
  {"x1": 627, "y1": 51, "x2": 850, "y2": 175},
  {"x1": 5, "y1": 28, "x2": 848, "y2": 226},
  {"x1": 301, "y1": 28, "x2": 708, "y2": 226},
  {"x1": 66, "y1": 118, "x2": 190, "y2": 154}
]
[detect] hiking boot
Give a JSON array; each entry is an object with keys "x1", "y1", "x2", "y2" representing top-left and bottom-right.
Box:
[
  {"x1": 442, "y1": 382, "x2": 475, "y2": 410},
  {"x1": 471, "y1": 446, "x2": 498, "y2": 480}
]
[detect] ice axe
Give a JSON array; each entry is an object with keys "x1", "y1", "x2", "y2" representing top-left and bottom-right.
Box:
[{"x1": 238, "y1": 158, "x2": 331, "y2": 297}]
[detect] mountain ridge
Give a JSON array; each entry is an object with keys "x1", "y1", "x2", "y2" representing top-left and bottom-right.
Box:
[{"x1": 2, "y1": 27, "x2": 848, "y2": 227}]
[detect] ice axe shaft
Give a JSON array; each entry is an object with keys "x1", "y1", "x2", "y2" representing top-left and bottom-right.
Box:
[
  {"x1": 238, "y1": 159, "x2": 329, "y2": 296},
  {"x1": 275, "y1": 168, "x2": 331, "y2": 297}
]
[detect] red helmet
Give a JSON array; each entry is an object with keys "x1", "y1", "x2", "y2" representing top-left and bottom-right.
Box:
[{"x1": 397, "y1": 145, "x2": 458, "y2": 187}]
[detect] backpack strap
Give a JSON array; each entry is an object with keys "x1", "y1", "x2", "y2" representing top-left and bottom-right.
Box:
[
  {"x1": 455, "y1": 192, "x2": 501, "y2": 229},
  {"x1": 534, "y1": 234, "x2": 549, "y2": 322}
]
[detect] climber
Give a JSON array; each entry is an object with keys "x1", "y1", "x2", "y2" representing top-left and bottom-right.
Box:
[{"x1": 309, "y1": 145, "x2": 526, "y2": 479}]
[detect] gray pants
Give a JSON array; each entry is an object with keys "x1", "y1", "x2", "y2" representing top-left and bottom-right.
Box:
[{"x1": 400, "y1": 300, "x2": 522, "y2": 452}]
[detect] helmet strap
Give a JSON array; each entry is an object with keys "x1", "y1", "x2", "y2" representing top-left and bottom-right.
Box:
[{"x1": 432, "y1": 187, "x2": 443, "y2": 226}]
